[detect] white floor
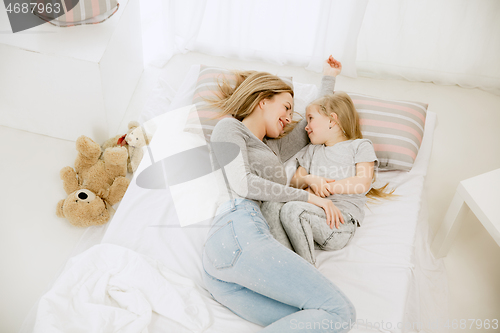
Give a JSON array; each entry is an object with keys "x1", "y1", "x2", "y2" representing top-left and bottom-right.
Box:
[{"x1": 2, "y1": 52, "x2": 500, "y2": 333}]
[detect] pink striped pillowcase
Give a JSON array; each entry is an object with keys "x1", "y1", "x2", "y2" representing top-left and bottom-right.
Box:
[
  {"x1": 348, "y1": 92, "x2": 428, "y2": 171},
  {"x1": 184, "y1": 65, "x2": 293, "y2": 141},
  {"x1": 34, "y1": 0, "x2": 119, "y2": 27}
]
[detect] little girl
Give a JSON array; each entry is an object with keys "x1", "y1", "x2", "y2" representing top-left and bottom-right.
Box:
[{"x1": 261, "y1": 91, "x2": 395, "y2": 266}]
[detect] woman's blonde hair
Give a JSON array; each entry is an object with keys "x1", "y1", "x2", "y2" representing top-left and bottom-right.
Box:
[
  {"x1": 311, "y1": 92, "x2": 397, "y2": 201},
  {"x1": 207, "y1": 71, "x2": 299, "y2": 136}
]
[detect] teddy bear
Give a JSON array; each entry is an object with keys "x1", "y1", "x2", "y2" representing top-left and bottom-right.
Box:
[
  {"x1": 102, "y1": 121, "x2": 152, "y2": 173},
  {"x1": 56, "y1": 135, "x2": 130, "y2": 227}
]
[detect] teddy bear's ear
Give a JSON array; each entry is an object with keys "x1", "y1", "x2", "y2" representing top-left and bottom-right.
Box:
[
  {"x1": 128, "y1": 121, "x2": 140, "y2": 130},
  {"x1": 56, "y1": 199, "x2": 66, "y2": 218}
]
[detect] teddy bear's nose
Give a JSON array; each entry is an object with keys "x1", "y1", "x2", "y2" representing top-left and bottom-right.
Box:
[{"x1": 78, "y1": 192, "x2": 88, "y2": 200}]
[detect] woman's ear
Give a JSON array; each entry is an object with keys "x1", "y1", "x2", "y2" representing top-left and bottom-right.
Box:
[{"x1": 259, "y1": 98, "x2": 267, "y2": 110}]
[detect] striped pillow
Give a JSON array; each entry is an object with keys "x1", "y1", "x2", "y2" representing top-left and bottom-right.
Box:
[
  {"x1": 184, "y1": 65, "x2": 293, "y2": 141},
  {"x1": 34, "y1": 0, "x2": 119, "y2": 27},
  {"x1": 348, "y1": 92, "x2": 428, "y2": 171}
]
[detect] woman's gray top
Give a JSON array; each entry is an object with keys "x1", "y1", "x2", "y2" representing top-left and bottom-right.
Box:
[{"x1": 210, "y1": 76, "x2": 336, "y2": 208}]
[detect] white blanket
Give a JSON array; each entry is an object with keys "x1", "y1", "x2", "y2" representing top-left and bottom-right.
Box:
[{"x1": 33, "y1": 244, "x2": 212, "y2": 333}]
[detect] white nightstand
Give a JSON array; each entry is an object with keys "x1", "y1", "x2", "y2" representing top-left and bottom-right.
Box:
[{"x1": 432, "y1": 168, "x2": 500, "y2": 258}]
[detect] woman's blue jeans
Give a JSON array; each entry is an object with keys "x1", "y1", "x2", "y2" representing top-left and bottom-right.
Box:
[{"x1": 202, "y1": 198, "x2": 356, "y2": 332}]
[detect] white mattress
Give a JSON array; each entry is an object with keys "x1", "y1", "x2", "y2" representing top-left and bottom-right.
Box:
[{"x1": 29, "y1": 64, "x2": 438, "y2": 333}]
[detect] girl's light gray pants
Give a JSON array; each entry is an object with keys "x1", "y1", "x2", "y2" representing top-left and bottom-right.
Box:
[{"x1": 260, "y1": 201, "x2": 358, "y2": 266}]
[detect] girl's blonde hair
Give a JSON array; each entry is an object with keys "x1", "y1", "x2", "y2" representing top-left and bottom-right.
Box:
[
  {"x1": 311, "y1": 92, "x2": 397, "y2": 201},
  {"x1": 207, "y1": 71, "x2": 299, "y2": 136}
]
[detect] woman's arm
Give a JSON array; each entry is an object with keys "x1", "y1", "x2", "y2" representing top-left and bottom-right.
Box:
[
  {"x1": 290, "y1": 166, "x2": 309, "y2": 189},
  {"x1": 327, "y1": 162, "x2": 374, "y2": 195},
  {"x1": 291, "y1": 160, "x2": 346, "y2": 228},
  {"x1": 211, "y1": 118, "x2": 309, "y2": 203},
  {"x1": 212, "y1": 120, "x2": 342, "y2": 227},
  {"x1": 291, "y1": 166, "x2": 336, "y2": 197}
]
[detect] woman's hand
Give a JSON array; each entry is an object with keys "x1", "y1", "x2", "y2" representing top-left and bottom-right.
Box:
[
  {"x1": 323, "y1": 55, "x2": 342, "y2": 77},
  {"x1": 305, "y1": 175, "x2": 335, "y2": 198},
  {"x1": 307, "y1": 193, "x2": 345, "y2": 229}
]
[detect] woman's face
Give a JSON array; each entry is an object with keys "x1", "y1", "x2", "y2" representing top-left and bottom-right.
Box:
[
  {"x1": 262, "y1": 92, "x2": 294, "y2": 138},
  {"x1": 304, "y1": 105, "x2": 332, "y2": 144}
]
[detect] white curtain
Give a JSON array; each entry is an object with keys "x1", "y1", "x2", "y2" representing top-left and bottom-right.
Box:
[
  {"x1": 140, "y1": 0, "x2": 369, "y2": 78},
  {"x1": 140, "y1": 0, "x2": 500, "y2": 94},
  {"x1": 357, "y1": 0, "x2": 500, "y2": 95}
]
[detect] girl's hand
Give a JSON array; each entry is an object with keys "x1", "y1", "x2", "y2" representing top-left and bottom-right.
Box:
[
  {"x1": 305, "y1": 175, "x2": 335, "y2": 198},
  {"x1": 323, "y1": 55, "x2": 342, "y2": 77},
  {"x1": 326, "y1": 182, "x2": 335, "y2": 195},
  {"x1": 307, "y1": 193, "x2": 345, "y2": 229}
]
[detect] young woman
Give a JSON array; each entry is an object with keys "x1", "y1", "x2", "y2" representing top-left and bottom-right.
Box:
[{"x1": 201, "y1": 57, "x2": 356, "y2": 332}]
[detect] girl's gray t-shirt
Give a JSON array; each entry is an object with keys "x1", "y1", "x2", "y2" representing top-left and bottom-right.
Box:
[
  {"x1": 210, "y1": 76, "x2": 336, "y2": 208},
  {"x1": 296, "y1": 139, "x2": 379, "y2": 225}
]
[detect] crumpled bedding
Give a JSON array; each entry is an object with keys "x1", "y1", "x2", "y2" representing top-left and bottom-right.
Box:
[{"x1": 33, "y1": 243, "x2": 212, "y2": 333}]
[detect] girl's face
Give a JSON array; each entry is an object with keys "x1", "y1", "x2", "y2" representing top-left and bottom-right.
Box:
[
  {"x1": 304, "y1": 105, "x2": 332, "y2": 144},
  {"x1": 262, "y1": 92, "x2": 294, "y2": 138}
]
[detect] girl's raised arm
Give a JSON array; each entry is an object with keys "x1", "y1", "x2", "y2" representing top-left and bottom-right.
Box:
[{"x1": 265, "y1": 56, "x2": 341, "y2": 163}]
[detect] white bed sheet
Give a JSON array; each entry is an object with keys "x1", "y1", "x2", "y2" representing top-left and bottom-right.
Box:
[
  {"x1": 25, "y1": 64, "x2": 439, "y2": 333},
  {"x1": 33, "y1": 243, "x2": 212, "y2": 333},
  {"x1": 98, "y1": 65, "x2": 437, "y2": 332}
]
